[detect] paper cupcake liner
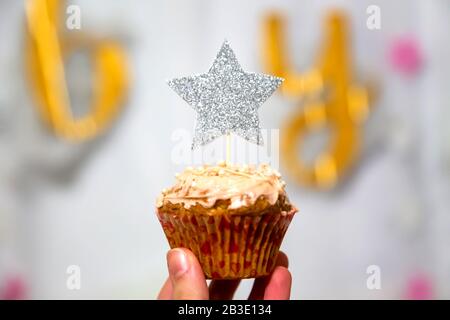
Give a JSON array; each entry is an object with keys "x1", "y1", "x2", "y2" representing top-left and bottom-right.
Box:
[{"x1": 157, "y1": 208, "x2": 296, "y2": 279}]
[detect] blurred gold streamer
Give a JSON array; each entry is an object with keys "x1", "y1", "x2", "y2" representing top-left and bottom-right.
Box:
[
  {"x1": 263, "y1": 11, "x2": 372, "y2": 189},
  {"x1": 24, "y1": 0, "x2": 129, "y2": 141}
]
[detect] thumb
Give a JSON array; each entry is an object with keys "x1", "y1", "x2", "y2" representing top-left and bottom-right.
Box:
[{"x1": 167, "y1": 248, "x2": 209, "y2": 300}]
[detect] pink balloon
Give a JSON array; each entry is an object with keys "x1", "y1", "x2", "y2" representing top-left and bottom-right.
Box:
[
  {"x1": 405, "y1": 273, "x2": 433, "y2": 300},
  {"x1": 0, "y1": 275, "x2": 27, "y2": 300},
  {"x1": 388, "y1": 36, "x2": 423, "y2": 76}
]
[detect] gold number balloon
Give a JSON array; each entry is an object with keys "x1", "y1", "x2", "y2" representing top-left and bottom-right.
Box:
[
  {"x1": 263, "y1": 10, "x2": 372, "y2": 189},
  {"x1": 24, "y1": 0, "x2": 129, "y2": 141}
]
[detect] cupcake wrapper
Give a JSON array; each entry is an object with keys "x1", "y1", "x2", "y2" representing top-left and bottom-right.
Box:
[{"x1": 157, "y1": 209, "x2": 296, "y2": 279}]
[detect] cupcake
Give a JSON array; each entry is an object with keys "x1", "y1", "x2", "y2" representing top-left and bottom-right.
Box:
[{"x1": 156, "y1": 162, "x2": 297, "y2": 279}]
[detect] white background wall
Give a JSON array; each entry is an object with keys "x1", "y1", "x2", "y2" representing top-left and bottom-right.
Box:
[{"x1": 0, "y1": 0, "x2": 450, "y2": 299}]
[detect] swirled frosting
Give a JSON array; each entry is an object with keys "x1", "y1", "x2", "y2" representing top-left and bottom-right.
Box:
[{"x1": 157, "y1": 162, "x2": 287, "y2": 209}]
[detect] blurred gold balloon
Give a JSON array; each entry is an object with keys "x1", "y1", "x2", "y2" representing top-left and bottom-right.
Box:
[
  {"x1": 24, "y1": 0, "x2": 129, "y2": 141},
  {"x1": 263, "y1": 10, "x2": 372, "y2": 189}
]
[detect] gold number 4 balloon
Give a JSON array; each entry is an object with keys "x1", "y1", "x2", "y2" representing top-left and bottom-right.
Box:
[
  {"x1": 263, "y1": 10, "x2": 373, "y2": 189},
  {"x1": 24, "y1": 0, "x2": 129, "y2": 141}
]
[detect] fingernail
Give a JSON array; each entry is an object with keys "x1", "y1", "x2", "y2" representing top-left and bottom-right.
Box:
[{"x1": 167, "y1": 249, "x2": 190, "y2": 279}]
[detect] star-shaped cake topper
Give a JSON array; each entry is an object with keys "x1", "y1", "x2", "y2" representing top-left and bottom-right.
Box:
[{"x1": 168, "y1": 40, "x2": 283, "y2": 149}]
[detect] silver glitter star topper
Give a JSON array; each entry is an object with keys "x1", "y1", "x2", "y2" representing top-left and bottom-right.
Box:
[{"x1": 168, "y1": 40, "x2": 283, "y2": 149}]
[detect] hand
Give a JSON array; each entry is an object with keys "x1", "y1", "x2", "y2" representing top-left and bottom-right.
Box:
[{"x1": 157, "y1": 248, "x2": 292, "y2": 300}]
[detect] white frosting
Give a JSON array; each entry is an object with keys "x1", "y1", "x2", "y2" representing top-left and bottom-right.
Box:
[{"x1": 157, "y1": 163, "x2": 287, "y2": 209}]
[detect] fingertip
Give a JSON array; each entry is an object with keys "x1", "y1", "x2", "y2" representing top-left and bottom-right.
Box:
[
  {"x1": 167, "y1": 248, "x2": 190, "y2": 280},
  {"x1": 248, "y1": 254, "x2": 290, "y2": 301},
  {"x1": 272, "y1": 266, "x2": 292, "y2": 286},
  {"x1": 166, "y1": 248, "x2": 209, "y2": 300},
  {"x1": 264, "y1": 266, "x2": 292, "y2": 300}
]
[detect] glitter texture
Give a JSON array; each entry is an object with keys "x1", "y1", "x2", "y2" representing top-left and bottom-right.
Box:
[{"x1": 168, "y1": 40, "x2": 283, "y2": 149}]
